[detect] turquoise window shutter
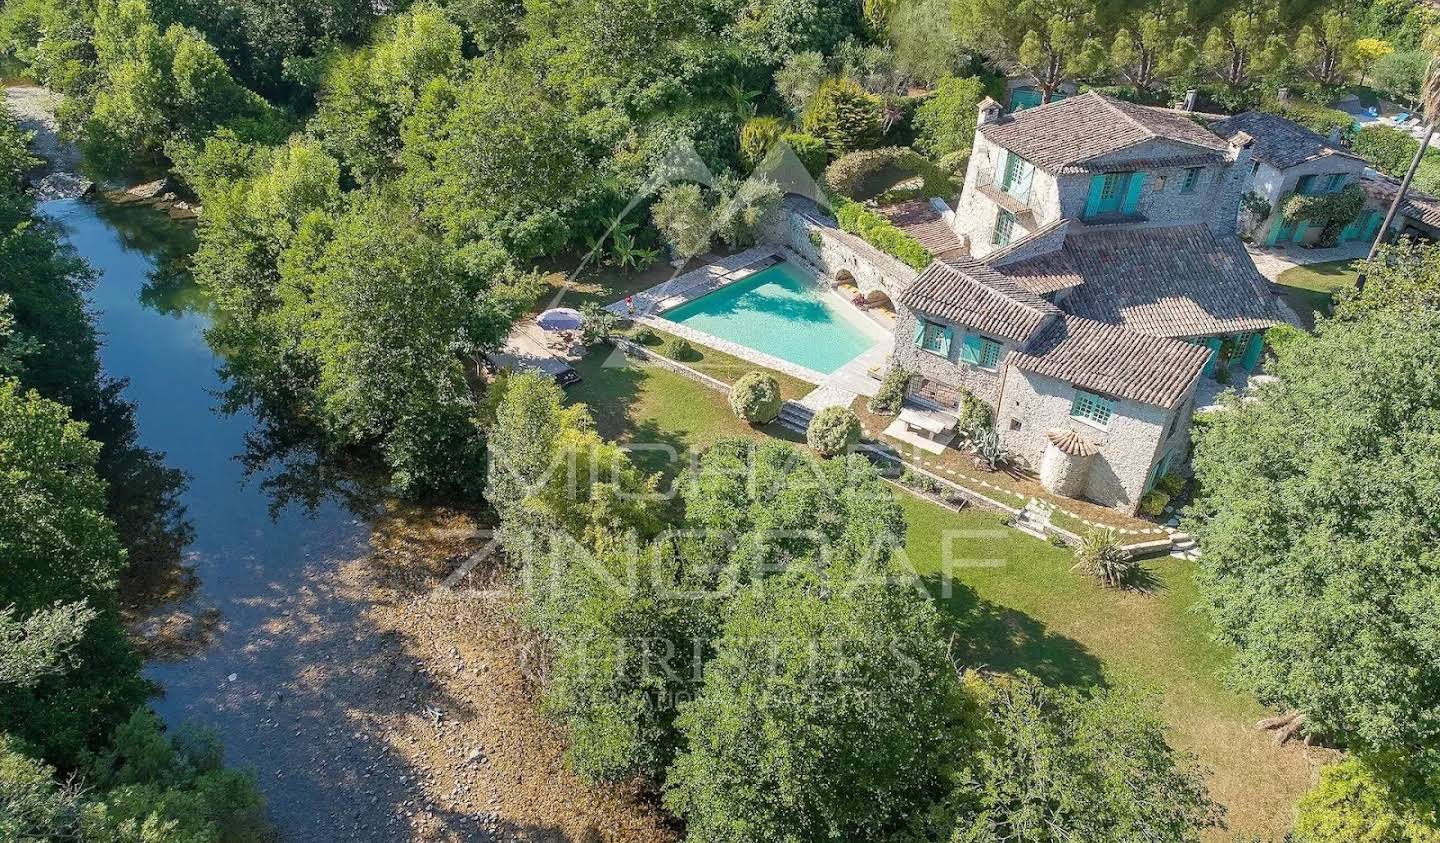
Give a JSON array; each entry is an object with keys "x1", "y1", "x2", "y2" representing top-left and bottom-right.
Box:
[
  {"x1": 1293, "y1": 220, "x2": 1308, "y2": 243},
  {"x1": 1241, "y1": 332, "x2": 1264, "y2": 370},
  {"x1": 1297, "y1": 175, "x2": 1315, "y2": 194},
  {"x1": 1121, "y1": 172, "x2": 1146, "y2": 214},
  {"x1": 1201, "y1": 337, "x2": 1221, "y2": 377},
  {"x1": 996, "y1": 150, "x2": 1010, "y2": 188},
  {"x1": 939, "y1": 326, "x2": 954, "y2": 357},
  {"x1": 1084, "y1": 175, "x2": 1105, "y2": 218},
  {"x1": 913, "y1": 318, "x2": 925, "y2": 347},
  {"x1": 959, "y1": 333, "x2": 982, "y2": 364}
]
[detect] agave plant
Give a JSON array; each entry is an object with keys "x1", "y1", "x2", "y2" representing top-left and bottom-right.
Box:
[{"x1": 1072, "y1": 529, "x2": 1135, "y2": 589}]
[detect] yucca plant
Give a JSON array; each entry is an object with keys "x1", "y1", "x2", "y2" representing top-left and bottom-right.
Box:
[{"x1": 1072, "y1": 528, "x2": 1135, "y2": 589}]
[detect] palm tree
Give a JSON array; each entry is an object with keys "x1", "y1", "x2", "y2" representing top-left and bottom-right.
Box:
[{"x1": 1359, "y1": 49, "x2": 1440, "y2": 290}]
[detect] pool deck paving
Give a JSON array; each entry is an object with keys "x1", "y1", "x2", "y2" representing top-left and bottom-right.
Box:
[{"x1": 609, "y1": 247, "x2": 895, "y2": 403}]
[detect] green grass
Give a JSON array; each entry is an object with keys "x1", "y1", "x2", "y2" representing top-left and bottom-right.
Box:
[
  {"x1": 1274, "y1": 258, "x2": 1360, "y2": 328},
  {"x1": 572, "y1": 355, "x2": 1322, "y2": 840},
  {"x1": 616, "y1": 324, "x2": 815, "y2": 401}
]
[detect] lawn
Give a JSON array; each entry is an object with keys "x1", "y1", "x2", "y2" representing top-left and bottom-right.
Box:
[
  {"x1": 615, "y1": 324, "x2": 815, "y2": 401},
  {"x1": 570, "y1": 352, "x2": 1325, "y2": 841},
  {"x1": 1274, "y1": 258, "x2": 1359, "y2": 328}
]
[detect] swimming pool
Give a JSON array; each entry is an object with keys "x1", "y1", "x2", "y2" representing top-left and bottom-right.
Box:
[{"x1": 662, "y1": 261, "x2": 879, "y2": 374}]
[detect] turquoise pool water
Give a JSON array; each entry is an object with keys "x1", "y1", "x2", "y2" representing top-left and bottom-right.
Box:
[{"x1": 663, "y1": 262, "x2": 878, "y2": 374}]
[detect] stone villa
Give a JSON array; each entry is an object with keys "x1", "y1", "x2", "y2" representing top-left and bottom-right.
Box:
[
  {"x1": 778, "y1": 91, "x2": 1300, "y2": 514},
  {"x1": 759, "y1": 90, "x2": 1437, "y2": 514}
]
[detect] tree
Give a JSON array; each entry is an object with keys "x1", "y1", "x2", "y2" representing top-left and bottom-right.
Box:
[
  {"x1": 802, "y1": 76, "x2": 884, "y2": 157},
  {"x1": 1189, "y1": 304, "x2": 1440, "y2": 752},
  {"x1": 680, "y1": 438, "x2": 906, "y2": 582},
  {"x1": 934, "y1": 672, "x2": 1220, "y2": 841},
  {"x1": 1109, "y1": 5, "x2": 1195, "y2": 94},
  {"x1": 81, "y1": 0, "x2": 284, "y2": 173},
  {"x1": 1293, "y1": 754, "x2": 1440, "y2": 843},
  {"x1": 0, "y1": 602, "x2": 96, "y2": 688},
  {"x1": 1351, "y1": 37, "x2": 1394, "y2": 85},
  {"x1": 888, "y1": 0, "x2": 969, "y2": 86},
  {"x1": 1071, "y1": 528, "x2": 1135, "y2": 588},
  {"x1": 1372, "y1": 50, "x2": 1430, "y2": 107},
  {"x1": 400, "y1": 65, "x2": 593, "y2": 258},
  {"x1": 709, "y1": 174, "x2": 781, "y2": 248},
  {"x1": 957, "y1": 0, "x2": 1104, "y2": 103},
  {"x1": 806, "y1": 404, "x2": 861, "y2": 456},
  {"x1": 1200, "y1": 0, "x2": 1286, "y2": 90},
  {"x1": 774, "y1": 50, "x2": 828, "y2": 114},
  {"x1": 663, "y1": 569, "x2": 967, "y2": 842},
  {"x1": 1294, "y1": 9, "x2": 1358, "y2": 87},
  {"x1": 728, "y1": 371, "x2": 782, "y2": 423},
  {"x1": 651, "y1": 183, "x2": 713, "y2": 260},
  {"x1": 734, "y1": 0, "x2": 858, "y2": 61},
  {"x1": 281, "y1": 192, "x2": 533, "y2": 497},
  {"x1": 311, "y1": 3, "x2": 465, "y2": 182},
  {"x1": 1341, "y1": 239, "x2": 1440, "y2": 317},
  {"x1": 913, "y1": 75, "x2": 985, "y2": 158},
  {"x1": 739, "y1": 116, "x2": 784, "y2": 170}
]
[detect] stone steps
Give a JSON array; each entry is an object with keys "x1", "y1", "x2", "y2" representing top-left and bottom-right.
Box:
[{"x1": 777, "y1": 401, "x2": 814, "y2": 433}]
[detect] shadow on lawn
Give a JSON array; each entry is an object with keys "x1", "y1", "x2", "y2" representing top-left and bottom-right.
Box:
[{"x1": 922, "y1": 573, "x2": 1106, "y2": 689}]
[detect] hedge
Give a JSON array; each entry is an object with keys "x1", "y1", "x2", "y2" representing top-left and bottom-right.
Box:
[{"x1": 831, "y1": 196, "x2": 933, "y2": 270}]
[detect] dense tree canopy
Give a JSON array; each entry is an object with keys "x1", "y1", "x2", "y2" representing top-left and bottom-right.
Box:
[{"x1": 1190, "y1": 303, "x2": 1440, "y2": 753}]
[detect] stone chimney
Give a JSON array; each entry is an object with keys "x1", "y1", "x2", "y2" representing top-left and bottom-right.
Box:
[
  {"x1": 1212, "y1": 131, "x2": 1256, "y2": 235},
  {"x1": 1182, "y1": 89, "x2": 1198, "y2": 112},
  {"x1": 977, "y1": 96, "x2": 1003, "y2": 126}
]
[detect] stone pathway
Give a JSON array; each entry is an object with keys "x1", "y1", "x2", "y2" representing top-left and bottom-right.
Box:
[{"x1": 1245, "y1": 240, "x2": 1368, "y2": 281}]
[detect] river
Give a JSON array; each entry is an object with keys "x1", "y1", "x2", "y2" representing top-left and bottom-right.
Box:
[{"x1": 41, "y1": 197, "x2": 449, "y2": 839}]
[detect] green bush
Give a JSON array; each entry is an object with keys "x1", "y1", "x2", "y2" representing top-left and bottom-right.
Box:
[
  {"x1": 1293, "y1": 755, "x2": 1440, "y2": 843},
  {"x1": 663, "y1": 336, "x2": 701, "y2": 362},
  {"x1": 740, "y1": 116, "x2": 786, "y2": 170},
  {"x1": 1138, "y1": 489, "x2": 1171, "y2": 517},
  {"x1": 912, "y1": 75, "x2": 985, "y2": 158},
  {"x1": 729, "y1": 371, "x2": 783, "y2": 424},
  {"x1": 580, "y1": 302, "x2": 617, "y2": 345},
  {"x1": 957, "y1": 389, "x2": 993, "y2": 437},
  {"x1": 938, "y1": 150, "x2": 970, "y2": 175},
  {"x1": 802, "y1": 77, "x2": 884, "y2": 157},
  {"x1": 806, "y1": 405, "x2": 862, "y2": 457},
  {"x1": 824, "y1": 146, "x2": 958, "y2": 201},
  {"x1": 1072, "y1": 528, "x2": 1135, "y2": 588},
  {"x1": 1264, "y1": 324, "x2": 1306, "y2": 359},
  {"x1": 1156, "y1": 472, "x2": 1187, "y2": 498},
  {"x1": 831, "y1": 197, "x2": 932, "y2": 270},
  {"x1": 781, "y1": 132, "x2": 828, "y2": 177},
  {"x1": 1279, "y1": 184, "x2": 1365, "y2": 247},
  {"x1": 1352, "y1": 124, "x2": 1420, "y2": 176},
  {"x1": 632, "y1": 326, "x2": 659, "y2": 345},
  {"x1": 1267, "y1": 100, "x2": 1354, "y2": 139},
  {"x1": 868, "y1": 367, "x2": 909, "y2": 415}
]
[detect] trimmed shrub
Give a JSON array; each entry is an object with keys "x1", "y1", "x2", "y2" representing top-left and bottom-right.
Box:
[
  {"x1": 781, "y1": 132, "x2": 828, "y2": 177},
  {"x1": 956, "y1": 390, "x2": 993, "y2": 437},
  {"x1": 729, "y1": 371, "x2": 783, "y2": 424},
  {"x1": 1072, "y1": 528, "x2": 1135, "y2": 588},
  {"x1": 632, "y1": 326, "x2": 660, "y2": 345},
  {"x1": 806, "y1": 405, "x2": 862, "y2": 457},
  {"x1": 663, "y1": 336, "x2": 700, "y2": 362},
  {"x1": 868, "y1": 367, "x2": 909, "y2": 415},
  {"x1": 1138, "y1": 489, "x2": 1171, "y2": 517},
  {"x1": 740, "y1": 117, "x2": 786, "y2": 170}
]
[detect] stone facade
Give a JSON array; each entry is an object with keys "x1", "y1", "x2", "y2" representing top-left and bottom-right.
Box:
[
  {"x1": 1245, "y1": 155, "x2": 1369, "y2": 245},
  {"x1": 956, "y1": 134, "x2": 1254, "y2": 259},
  {"x1": 891, "y1": 303, "x2": 1014, "y2": 407},
  {"x1": 997, "y1": 368, "x2": 1194, "y2": 512},
  {"x1": 762, "y1": 199, "x2": 917, "y2": 301}
]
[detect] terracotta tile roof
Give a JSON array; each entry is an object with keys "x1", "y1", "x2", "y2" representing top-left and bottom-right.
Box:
[
  {"x1": 1011, "y1": 314, "x2": 1211, "y2": 408},
  {"x1": 1361, "y1": 173, "x2": 1440, "y2": 230},
  {"x1": 997, "y1": 224, "x2": 1284, "y2": 337},
  {"x1": 1209, "y1": 111, "x2": 1363, "y2": 170},
  {"x1": 900, "y1": 259, "x2": 1059, "y2": 342},
  {"x1": 877, "y1": 199, "x2": 967, "y2": 260},
  {"x1": 978, "y1": 92, "x2": 1229, "y2": 174}
]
